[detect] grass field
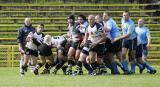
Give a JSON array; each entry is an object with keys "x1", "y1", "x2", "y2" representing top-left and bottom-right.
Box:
[{"x1": 0, "y1": 66, "x2": 159, "y2": 87}]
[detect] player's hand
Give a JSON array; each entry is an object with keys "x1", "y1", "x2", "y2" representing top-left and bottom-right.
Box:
[
  {"x1": 28, "y1": 32, "x2": 34, "y2": 37},
  {"x1": 26, "y1": 32, "x2": 34, "y2": 42},
  {"x1": 111, "y1": 37, "x2": 122, "y2": 43},
  {"x1": 111, "y1": 38, "x2": 119, "y2": 43},
  {"x1": 19, "y1": 47, "x2": 24, "y2": 54},
  {"x1": 147, "y1": 44, "x2": 150, "y2": 49},
  {"x1": 26, "y1": 36, "x2": 33, "y2": 42},
  {"x1": 80, "y1": 41, "x2": 85, "y2": 47},
  {"x1": 68, "y1": 38, "x2": 72, "y2": 42}
]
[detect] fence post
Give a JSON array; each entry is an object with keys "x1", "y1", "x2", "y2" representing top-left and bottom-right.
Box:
[
  {"x1": 11, "y1": 46, "x2": 14, "y2": 68},
  {"x1": 7, "y1": 45, "x2": 12, "y2": 67}
]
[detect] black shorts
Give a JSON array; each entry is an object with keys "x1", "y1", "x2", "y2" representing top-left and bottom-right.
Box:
[
  {"x1": 70, "y1": 41, "x2": 82, "y2": 50},
  {"x1": 136, "y1": 44, "x2": 148, "y2": 58},
  {"x1": 60, "y1": 39, "x2": 68, "y2": 47},
  {"x1": 89, "y1": 43, "x2": 105, "y2": 58},
  {"x1": 38, "y1": 44, "x2": 53, "y2": 56},
  {"x1": 57, "y1": 40, "x2": 71, "y2": 57},
  {"x1": 112, "y1": 39, "x2": 122, "y2": 53},
  {"x1": 105, "y1": 38, "x2": 113, "y2": 53},
  {"x1": 24, "y1": 47, "x2": 38, "y2": 57},
  {"x1": 57, "y1": 47, "x2": 68, "y2": 57},
  {"x1": 122, "y1": 38, "x2": 137, "y2": 50}
]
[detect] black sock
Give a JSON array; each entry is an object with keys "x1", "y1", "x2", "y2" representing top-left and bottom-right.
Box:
[
  {"x1": 61, "y1": 65, "x2": 68, "y2": 71},
  {"x1": 68, "y1": 60, "x2": 74, "y2": 66},
  {"x1": 77, "y1": 61, "x2": 82, "y2": 67},
  {"x1": 22, "y1": 64, "x2": 27, "y2": 69},
  {"x1": 72, "y1": 61, "x2": 76, "y2": 66},
  {"x1": 35, "y1": 63, "x2": 43, "y2": 69},
  {"x1": 83, "y1": 62, "x2": 92, "y2": 71},
  {"x1": 44, "y1": 63, "x2": 50, "y2": 69},
  {"x1": 55, "y1": 59, "x2": 66, "y2": 70},
  {"x1": 48, "y1": 61, "x2": 57, "y2": 70},
  {"x1": 91, "y1": 62, "x2": 98, "y2": 70}
]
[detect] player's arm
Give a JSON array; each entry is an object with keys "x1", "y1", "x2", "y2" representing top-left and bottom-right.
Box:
[
  {"x1": 120, "y1": 24, "x2": 134, "y2": 39},
  {"x1": 17, "y1": 28, "x2": 24, "y2": 53},
  {"x1": 82, "y1": 30, "x2": 89, "y2": 44},
  {"x1": 18, "y1": 43, "x2": 24, "y2": 53},
  {"x1": 113, "y1": 24, "x2": 133, "y2": 42},
  {"x1": 96, "y1": 28, "x2": 106, "y2": 44},
  {"x1": 103, "y1": 22, "x2": 112, "y2": 32},
  {"x1": 146, "y1": 28, "x2": 151, "y2": 48},
  {"x1": 62, "y1": 33, "x2": 70, "y2": 39}
]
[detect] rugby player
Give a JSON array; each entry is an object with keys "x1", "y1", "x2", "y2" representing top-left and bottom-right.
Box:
[
  {"x1": 83, "y1": 15, "x2": 106, "y2": 75},
  {"x1": 17, "y1": 17, "x2": 36, "y2": 76},
  {"x1": 135, "y1": 18, "x2": 156, "y2": 74}
]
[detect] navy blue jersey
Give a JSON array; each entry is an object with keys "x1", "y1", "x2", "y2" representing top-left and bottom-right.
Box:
[{"x1": 17, "y1": 25, "x2": 35, "y2": 45}]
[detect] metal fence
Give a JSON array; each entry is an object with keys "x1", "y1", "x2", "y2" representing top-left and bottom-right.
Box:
[
  {"x1": 0, "y1": 45, "x2": 159, "y2": 67},
  {"x1": 0, "y1": 45, "x2": 57, "y2": 67},
  {"x1": 0, "y1": 45, "x2": 19, "y2": 67}
]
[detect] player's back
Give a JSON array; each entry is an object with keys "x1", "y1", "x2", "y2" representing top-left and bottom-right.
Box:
[{"x1": 51, "y1": 36, "x2": 66, "y2": 46}]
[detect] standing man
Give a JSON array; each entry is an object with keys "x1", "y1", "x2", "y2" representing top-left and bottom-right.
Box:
[
  {"x1": 121, "y1": 11, "x2": 137, "y2": 74},
  {"x1": 103, "y1": 12, "x2": 120, "y2": 74},
  {"x1": 83, "y1": 15, "x2": 106, "y2": 75},
  {"x1": 17, "y1": 17, "x2": 35, "y2": 76},
  {"x1": 114, "y1": 11, "x2": 137, "y2": 74},
  {"x1": 135, "y1": 18, "x2": 156, "y2": 74},
  {"x1": 135, "y1": 18, "x2": 151, "y2": 60}
]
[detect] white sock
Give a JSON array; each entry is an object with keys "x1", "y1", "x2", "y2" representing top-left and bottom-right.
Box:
[
  {"x1": 20, "y1": 59, "x2": 23, "y2": 73},
  {"x1": 30, "y1": 65, "x2": 36, "y2": 73}
]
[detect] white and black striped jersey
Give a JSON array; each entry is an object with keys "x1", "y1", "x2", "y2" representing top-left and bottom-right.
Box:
[
  {"x1": 75, "y1": 22, "x2": 88, "y2": 35},
  {"x1": 25, "y1": 32, "x2": 44, "y2": 50},
  {"x1": 33, "y1": 32, "x2": 45, "y2": 44},
  {"x1": 87, "y1": 23, "x2": 103, "y2": 42}
]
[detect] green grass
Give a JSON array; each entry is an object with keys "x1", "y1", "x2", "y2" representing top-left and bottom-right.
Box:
[{"x1": 0, "y1": 66, "x2": 159, "y2": 87}]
